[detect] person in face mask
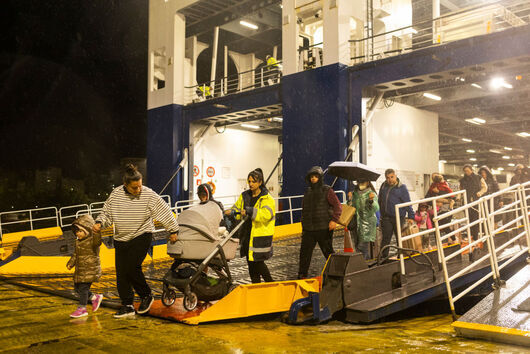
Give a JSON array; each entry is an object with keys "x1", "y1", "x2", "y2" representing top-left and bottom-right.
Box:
[{"x1": 349, "y1": 179, "x2": 379, "y2": 259}]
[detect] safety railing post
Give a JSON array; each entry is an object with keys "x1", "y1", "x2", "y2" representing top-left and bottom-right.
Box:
[
  {"x1": 260, "y1": 67, "x2": 264, "y2": 87},
  {"x1": 462, "y1": 190, "x2": 473, "y2": 258},
  {"x1": 432, "y1": 199, "x2": 442, "y2": 267},
  {"x1": 289, "y1": 197, "x2": 293, "y2": 224},
  {"x1": 517, "y1": 183, "x2": 530, "y2": 257},
  {"x1": 395, "y1": 205, "x2": 405, "y2": 276},
  {"x1": 482, "y1": 199, "x2": 501, "y2": 287},
  {"x1": 29, "y1": 210, "x2": 34, "y2": 231}
]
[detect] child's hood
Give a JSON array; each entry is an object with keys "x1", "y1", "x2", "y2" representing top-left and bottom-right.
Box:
[{"x1": 72, "y1": 214, "x2": 96, "y2": 236}]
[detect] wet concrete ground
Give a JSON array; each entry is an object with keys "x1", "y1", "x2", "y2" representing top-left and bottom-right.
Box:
[
  {"x1": 1, "y1": 281, "x2": 525, "y2": 353},
  {"x1": 1, "y1": 234, "x2": 527, "y2": 352}
]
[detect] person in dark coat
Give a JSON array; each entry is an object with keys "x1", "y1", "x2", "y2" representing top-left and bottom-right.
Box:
[
  {"x1": 509, "y1": 164, "x2": 526, "y2": 186},
  {"x1": 478, "y1": 166, "x2": 502, "y2": 209},
  {"x1": 378, "y1": 169, "x2": 415, "y2": 258},
  {"x1": 459, "y1": 164, "x2": 487, "y2": 241},
  {"x1": 298, "y1": 166, "x2": 342, "y2": 279},
  {"x1": 67, "y1": 214, "x2": 103, "y2": 318}
]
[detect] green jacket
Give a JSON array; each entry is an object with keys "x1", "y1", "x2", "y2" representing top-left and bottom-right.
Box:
[{"x1": 349, "y1": 189, "x2": 379, "y2": 243}]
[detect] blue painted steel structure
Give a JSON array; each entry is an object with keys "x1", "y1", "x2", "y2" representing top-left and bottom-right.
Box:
[{"x1": 147, "y1": 25, "x2": 530, "y2": 205}]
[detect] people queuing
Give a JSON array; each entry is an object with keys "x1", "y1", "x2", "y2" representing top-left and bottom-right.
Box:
[{"x1": 459, "y1": 164, "x2": 488, "y2": 241}]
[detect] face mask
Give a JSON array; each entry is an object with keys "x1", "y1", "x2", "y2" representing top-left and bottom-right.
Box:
[{"x1": 359, "y1": 183, "x2": 368, "y2": 191}]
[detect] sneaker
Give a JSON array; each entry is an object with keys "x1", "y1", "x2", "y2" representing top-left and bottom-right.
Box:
[
  {"x1": 91, "y1": 294, "x2": 103, "y2": 312},
  {"x1": 70, "y1": 307, "x2": 88, "y2": 318},
  {"x1": 113, "y1": 305, "x2": 135, "y2": 318},
  {"x1": 137, "y1": 295, "x2": 154, "y2": 315}
]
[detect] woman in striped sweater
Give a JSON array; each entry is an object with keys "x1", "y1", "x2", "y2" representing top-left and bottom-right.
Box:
[{"x1": 92, "y1": 164, "x2": 179, "y2": 318}]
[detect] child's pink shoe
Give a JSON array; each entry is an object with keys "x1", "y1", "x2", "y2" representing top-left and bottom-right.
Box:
[
  {"x1": 92, "y1": 294, "x2": 103, "y2": 312},
  {"x1": 70, "y1": 307, "x2": 88, "y2": 318}
]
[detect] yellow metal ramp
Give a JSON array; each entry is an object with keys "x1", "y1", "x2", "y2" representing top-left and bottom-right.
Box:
[{"x1": 146, "y1": 279, "x2": 320, "y2": 325}]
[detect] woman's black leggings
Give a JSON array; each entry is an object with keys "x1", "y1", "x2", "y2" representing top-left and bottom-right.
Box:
[{"x1": 247, "y1": 260, "x2": 273, "y2": 283}]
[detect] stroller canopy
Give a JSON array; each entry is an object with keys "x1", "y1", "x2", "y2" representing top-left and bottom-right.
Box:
[{"x1": 177, "y1": 201, "x2": 223, "y2": 241}]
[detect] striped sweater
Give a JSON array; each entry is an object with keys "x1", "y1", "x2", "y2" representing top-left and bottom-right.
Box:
[{"x1": 96, "y1": 186, "x2": 179, "y2": 242}]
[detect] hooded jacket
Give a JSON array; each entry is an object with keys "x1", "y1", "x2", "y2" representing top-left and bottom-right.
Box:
[
  {"x1": 301, "y1": 166, "x2": 342, "y2": 231},
  {"x1": 350, "y1": 187, "x2": 379, "y2": 243},
  {"x1": 67, "y1": 215, "x2": 102, "y2": 283},
  {"x1": 460, "y1": 171, "x2": 487, "y2": 202},
  {"x1": 378, "y1": 178, "x2": 415, "y2": 219}
]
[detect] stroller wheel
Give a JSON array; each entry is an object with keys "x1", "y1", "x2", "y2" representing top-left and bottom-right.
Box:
[
  {"x1": 161, "y1": 287, "x2": 177, "y2": 307},
  {"x1": 183, "y1": 292, "x2": 198, "y2": 311}
]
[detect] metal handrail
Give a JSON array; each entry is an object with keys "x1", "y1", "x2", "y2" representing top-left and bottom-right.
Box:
[
  {"x1": 0, "y1": 207, "x2": 59, "y2": 237},
  {"x1": 184, "y1": 61, "x2": 283, "y2": 104},
  {"x1": 349, "y1": 0, "x2": 529, "y2": 65},
  {"x1": 59, "y1": 204, "x2": 90, "y2": 228}
]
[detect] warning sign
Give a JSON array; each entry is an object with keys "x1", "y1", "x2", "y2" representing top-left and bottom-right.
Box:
[
  {"x1": 206, "y1": 166, "x2": 215, "y2": 178},
  {"x1": 196, "y1": 179, "x2": 202, "y2": 185},
  {"x1": 193, "y1": 165, "x2": 199, "y2": 177}
]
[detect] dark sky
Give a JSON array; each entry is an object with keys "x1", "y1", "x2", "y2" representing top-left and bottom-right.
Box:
[{"x1": 1, "y1": 0, "x2": 148, "y2": 179}]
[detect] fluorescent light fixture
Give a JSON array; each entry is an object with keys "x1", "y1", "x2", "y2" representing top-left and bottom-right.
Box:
[
  {"x1": 241, "y1": 123, "x2": 260, "y2": 129},
  {"x1": 516, "y1": 132, "x2": 530, "y2": 137},
  {"x1": 240, "y1": 20, "x2": 258, "y2": 30},
  {"x1": 423, "y1": 92, "x2": 441, "y2": 101},
  {"x1": 466, "y1": 149, "x2": 475, "y2": 153},
  {"x1": 504, "y1": 146, "x2": 512, "y2": 150},
  {"x1": 439, "y1": 160, "x2": 447, "y2": 163},
  {"x1": 490, "y1": 77, "x2": 513, "y2": 89},
  {"x1": 473, "y1": 164, "x2": 478, "y2": 167},
  {"x1": 502, "y1": 155, "x2": 510, "y2": 159},
  {"x1": 272, "y1": 117, "x2": 283, "y2": 122},
  {"x1": 498, "y1": 167, "x2": 504, "y2": 171},
  {"x1": 461, "y1": 138, "x2": 472, "y2": 142},
  {"x1": 469, "y1": 157, "x2": 477, "y2": 161},
  {"x1": 508, "y1": 163, "x2": 515, "y2": 167},
  {"x1": 465, "y1": 117, "x2": 486, "y2": 125},
  {"x1": 489, "y1": 149, "x2": 501, "y2": 154},
  {"x1": 471, "y1": 83, "x2": 482, "y2": 89}
]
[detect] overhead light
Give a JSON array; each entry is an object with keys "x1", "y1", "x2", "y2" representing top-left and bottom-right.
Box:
[
  {"x1": 504, "y1": 146, "x2": 512, "y2": 150},
  {"x1": 272, "y1": 117, "x2": 283, "y2": 122},
  {"x1": 516, "y1": 132, "x2": 530, "y2": 138},
  {"x1": 490, "y1": 77, "x2": 513, "y2": 89},
  {"x1": 502, "y1": 155, "x2": 510, "y2": 159},
  {"x1": 498, "y1": 167, "x2": 504, "y2": 171},
  {"x1": 241, "y1": 123, "x2": 260, "y2": 129},
  {"x1": 465, "y1": 117, "x2": 486, "y2": 125},
  {"x1": 240, "y1": 20, "x2": 258, "y2": 30},
  {"x1": 461, "y1": 138, "x2": 472, "y2": 142},
  {"x1": 439, "y1": 160, "x2": 447, "y2": 163},
  {"x1": 473, "y1": 164, "x2": 478, "y2": 167},
  {"x1": 508, "y1": 163, "x2": 515, "y2": 167},
  {"x1": 456, "y1": 77, "x2": 465, "y2": 82},
  {"x1": 471, "y1": 83, "x2": 482, "y2": 89},
  {"x1": 489, "y1": 149, "x2": 501, "y2": 154},
  {"x1": 469, "y1": 158, "x2": 477, "y2": 161},
  {"x1": 466, "y1": 149, "x2": 475, "y2": 153},
  {"x1": 423, "y1": 92, "x2": 441, "y2": 101}
]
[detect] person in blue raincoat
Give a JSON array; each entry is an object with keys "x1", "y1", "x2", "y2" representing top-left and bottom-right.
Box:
[{"x1": 349, "y1": 179, "x2": 379, "y2": 260}]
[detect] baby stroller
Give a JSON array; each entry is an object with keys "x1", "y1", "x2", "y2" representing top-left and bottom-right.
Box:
[{"x1": 163, "y1": 201, "x2": 244, "y2": 311}]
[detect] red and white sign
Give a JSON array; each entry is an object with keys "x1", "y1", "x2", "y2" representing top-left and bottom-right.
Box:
[
  {"x1": 206, "y1": 166, "x2": 215, "y2": 178},
  {"x1": 196, "y1": 179, "x2": 202, "y2": 185},
  {"x1": 193, "y1": 165, "x2": 200, "y2": 177}
]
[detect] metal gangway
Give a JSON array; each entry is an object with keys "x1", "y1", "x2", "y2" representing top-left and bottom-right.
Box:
[{"x1": 395, "y1": 181, "x2": 530, "y2": 320}]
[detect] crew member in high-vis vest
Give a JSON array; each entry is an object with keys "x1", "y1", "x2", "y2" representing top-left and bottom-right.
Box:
[
  {"x1": 197, "y1": 85, "x2": 211, "y2": 99},
  {"x1": 226, "y1": 168, "x2": 275, "y2": 283},
  {"x1": 265, "y1": 55, "x2": 280, "y2": 85}
]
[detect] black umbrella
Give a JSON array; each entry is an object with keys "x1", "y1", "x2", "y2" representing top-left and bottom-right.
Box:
[{"x1": 327, "y1": 161, "x2": 380, "y2": 181}]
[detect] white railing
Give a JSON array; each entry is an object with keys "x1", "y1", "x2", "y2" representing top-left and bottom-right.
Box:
[
  {"x1": 395, "y1": 181, "x2": 529, "y2": 320},
  {"x1": 0, "y1": 207, "x2": 60, "y2": 237},
  {"x1": 174, "y1": 190, "x2": 347, "y2": 224},
  {"x1": 350, "y1": 0, "x2": 529, "y2": 66},
  {"x1": 0, "y1": 195, "x2": 173, "y2": 236},
  {"x1": 184, "y1": 61, "x2": 282, "y2": 105}
]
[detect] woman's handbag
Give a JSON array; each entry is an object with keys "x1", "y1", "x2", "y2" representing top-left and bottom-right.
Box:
[{"x1": 338, "y1": 204, "x2": 356, "y2": 227}]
